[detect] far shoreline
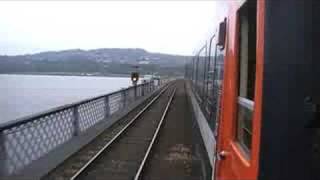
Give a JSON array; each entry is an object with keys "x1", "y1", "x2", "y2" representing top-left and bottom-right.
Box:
[{"x1": 0, "y1": 72, "x2": 131, "y2": 78}]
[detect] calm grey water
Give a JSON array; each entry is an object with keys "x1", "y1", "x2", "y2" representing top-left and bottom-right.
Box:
[{"x1": 0, "y1": 74, "x2": 134, "y2": 124}]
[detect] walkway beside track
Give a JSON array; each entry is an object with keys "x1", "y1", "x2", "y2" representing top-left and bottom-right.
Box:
[
  {"x1": 43, "y1": 80, "x2": 211, "y2": 180},
  {"x1": 140, "y1": 80, "x2": 212, "y2": 180}
]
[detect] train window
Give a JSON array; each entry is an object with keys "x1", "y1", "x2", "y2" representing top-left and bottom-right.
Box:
[
  {"x1": 202, "y1": 45, "x2": 209, "y2": 102},
  {"x1": 206, "y1": 36, "x2": 216, "y2": 115},
  {"x1": 206, "y1": 36, "x2": 217, "y2": 130},
  {"x1": 195, "y1": 47, "x2": 207, "y2": 101},
  {"x1": 200, "y1": 46, "x2": 207, "y2": 99},
  {"x1": 204, "y1": 31, "x2": 225, "y2": 132},
  {"x1": 236, "y1": 0, "x2": 257, "y2": 153}
]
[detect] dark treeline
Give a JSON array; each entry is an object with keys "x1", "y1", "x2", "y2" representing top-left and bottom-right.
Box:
[{"x1": 0, "y1": 48, "x2": 189, "y2": 76}]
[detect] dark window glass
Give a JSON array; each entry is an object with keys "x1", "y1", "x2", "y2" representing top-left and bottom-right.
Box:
[
  {"x1": 207, "y1": 38, "x2": 217, "y2": 105},
  {"x1": 195, "y1": 47, "x2": 207, "y2": 102},
  {"x1": 212, "y1": 46, "x2": 225, "y2": 133},
  {"x1": 236, "y1": 0, "x2": 257, "y2": 153},
  {"x1": 202, "y1": 34, "x2": 225, "y2": 132}
]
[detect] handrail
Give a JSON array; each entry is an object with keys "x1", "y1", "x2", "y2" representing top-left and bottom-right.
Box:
[
  {"x1": 0, "y1": 78, "x2": 175, "y2": 177},
  {"x1": 0, "y1": 81, "x2": 150, "y2": 131}
]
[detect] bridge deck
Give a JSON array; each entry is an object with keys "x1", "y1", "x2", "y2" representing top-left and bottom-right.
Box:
[
  {"x1": 43, "y1": 80, "x2": 211, "y2": 180},
  {"x1": 140, "y1": 80, "x2": 211, "y2": 180}
]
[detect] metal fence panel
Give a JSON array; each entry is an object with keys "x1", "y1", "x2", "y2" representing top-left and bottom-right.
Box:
[
  {"x1": 2, "y1": 108, "x2": 74, "y2": 175},
  {"x1": 0, "y1": 80, "x2": 164, "y2": 176},
  {"x1": 78, "y1": 98, "x2": 106, "y2": 132},
  {"x1": 108, "y1": 92, "x2": 123, "y2": 115}
]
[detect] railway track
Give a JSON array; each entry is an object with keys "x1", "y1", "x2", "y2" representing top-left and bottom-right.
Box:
[{"x1": 44, "y1": 82, "x2": 176, "y2": 180}]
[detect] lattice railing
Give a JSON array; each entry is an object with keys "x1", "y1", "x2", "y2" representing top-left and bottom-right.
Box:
[{"x1": 0, "y1": 80, "x2": 160, "y2": 176}]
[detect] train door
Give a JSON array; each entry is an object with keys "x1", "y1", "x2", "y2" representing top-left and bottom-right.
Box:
[{"x1": 215, "y1": 0, "x2": 264, "y2": 179}]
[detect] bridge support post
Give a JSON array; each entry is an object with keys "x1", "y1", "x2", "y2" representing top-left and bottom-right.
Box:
[
  {"x1": 0, "y1": 132, "x2": 7, "y2": 176},
  {"x1": 105, "y1": 96, "x2": 110, "y2": 118},
  {"x1": 147, "y1": 82, "x2": 150, "y2": 94},
  {"x1": 152, "y1": 80, "x2": 155, "y2": 91},
  {"x1": 137, "y1": 85, "x2": 140, "y2": 97},
  {"x1": 122, "y1": 91, "x2": 127, "y2": 108},
  {"x1": 134, "y1": 85, "x2": 137, "y2": 100},
  {"x1": 73, "y1": 105, "x2": 80, "y2": 136},
  {"x1": 141, "y1": 83, "x2": 145, "y2": 96}
]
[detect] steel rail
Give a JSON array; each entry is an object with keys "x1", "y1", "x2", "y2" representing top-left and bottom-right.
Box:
[
  {"x1": 70, "y1": 83, "x2": 173, "y2": 180},
  {"x1": 134, "y1": 88, "x2": 176, "y2": 180}
]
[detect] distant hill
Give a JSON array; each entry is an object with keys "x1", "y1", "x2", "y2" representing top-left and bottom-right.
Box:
[{"x1": 0, "y1": 48, "x2": 190, "y2": 76}]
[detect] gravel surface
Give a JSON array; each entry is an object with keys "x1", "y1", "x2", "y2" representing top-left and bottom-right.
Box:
[
  {"x1": 43, "y1": 80, "x2": 211, "y2": 180},
  {"x1": 140, "y1": 80, "x2": 211, "y2": 180},
  {"x1": 75, "y1": 84, "x2": 176, "y2": 180}
]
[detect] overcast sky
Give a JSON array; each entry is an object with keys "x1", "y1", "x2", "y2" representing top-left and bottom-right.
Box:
[{"x1": 0, "y1": 1, "x2": 221, "y2": 56}]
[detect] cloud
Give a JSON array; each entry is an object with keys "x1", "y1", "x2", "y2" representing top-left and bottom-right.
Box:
[{"x1": 0, "y1": 1, "x2": 218, "y2": 56}]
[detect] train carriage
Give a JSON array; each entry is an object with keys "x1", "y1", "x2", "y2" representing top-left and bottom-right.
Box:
[{"x1": 186, "y1": 0, "x2": 316, "y2": 179}]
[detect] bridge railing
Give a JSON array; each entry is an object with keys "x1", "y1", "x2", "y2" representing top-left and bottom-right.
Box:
[{"x1": 0, "y1": 80, "x2": 162, "y2": 176}]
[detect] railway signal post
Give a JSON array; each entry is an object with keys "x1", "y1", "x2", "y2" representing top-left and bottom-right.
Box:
[{"x1": 131, "y1": 65, "x2": 140, "y2": 99}]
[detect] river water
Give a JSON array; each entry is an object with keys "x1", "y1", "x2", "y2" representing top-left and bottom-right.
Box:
[{"x1": 0, "y1": 74, "x2": 134, "y2": 124}]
